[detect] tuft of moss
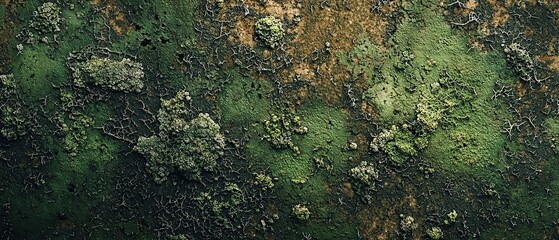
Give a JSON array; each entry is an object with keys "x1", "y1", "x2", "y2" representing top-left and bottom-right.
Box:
[
  {"x1": 255, "y1": 16, "x2": 285, "y2": 49},
  {"x1": 292, "y1": 204, "x2": 311, "y2": 221},
  {"x1": 263, "y1": 113, "x2": 307, "y2": 154},
  {"x1": 30, "y1": 2, "x2": 62, "y2": 33},
  {"x1": 426, "y1": 226, "x2": 443, "y2": 239},
  {"x1": 134, "y1": 90, "x2": 225, "y2": 183},
  {"x1": 370, "y1": 124, "x2": 418, "y2": 165},
  {"x1": 254, "y1": 173, "x2": 274, "y2": 190},
  {"x1": 73, "y1": 57, "x2": 144, "y2": 93}
]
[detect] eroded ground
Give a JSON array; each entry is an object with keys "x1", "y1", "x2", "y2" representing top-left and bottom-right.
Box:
[{"x1": 2, "y1": 0, "x2": 559, "y2": 239}]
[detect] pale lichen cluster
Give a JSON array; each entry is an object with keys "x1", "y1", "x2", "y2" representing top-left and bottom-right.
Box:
[
  {"x1": 348, "y1": 161, "x2": 379, "y2": 189},
  {"x1": 426, "y1": 226, "x2": 443, "y2": 239},
  {"x1": 254, "y1": 173, "x2": 274, "y2": 190},
  {"x1": 0, "y1": 75, "x2": 27, "y2": 140},
  {"x1": 73, "y1": 57, "x2": 144, "y2": 93},
  {"x1": 134, "y1": 90, "x2": 225, "y2": 184},
  {"x1": 504, "y1": 43, "x2": 535, "y2": 82},
  {"x1": 399, "y1": 215, "x2": 418, "y2": 232},
  {"x1": 30, "y1": 2, "x2": 62, "y2": 33},
  {"x1": 292, "y1": 204, "x2": 310, "y2": 220}
]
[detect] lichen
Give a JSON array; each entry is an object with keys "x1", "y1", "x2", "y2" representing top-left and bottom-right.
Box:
[
  {"x1": 292, "y1": 204, "x2": 311, "y2": 220},
  {"x1": 59, "y1": 112, "x2": 95, "y2": 156},
  {"x1": 400, "y1": 215, "x2": 418, "y2": 232},
  {"x1": 0, "y1": 75, "x2": 27, "y2": 140},
  {"x1": 445, "y1": 210, "x2": 458, "y2": 225},
  {"x1": 348, "y1": 161, "x2": 380, "y2": 203},
  {"x1": 254, "y1": 173, "x2": 274, "y2": 190},
  {"x1": 255, "y1": 16, "x2": 285, "y2": 49},
  {"x1": 504, "y1": 43, "x2": 535, "y2": 82},
  {"x1": 75, "y1": 57, "x2": 144, "y2": 93},
  {"x1": 348, "y1": 161, "x2": 379, "y2": 189},
  {"x1": 369, "y1": 124, "x2": 418, "y2": 165},
  {"x1": 134, "y1": 90, "x2": 225, "y2": 183},
  {"x1": 263, "y1": 113, "x2": 307, "y2": 154},
  {"x1": 426, "y1": 226, "x2": 443, "y2": 240},
  {"x1": 30, "y1": 2, "x2": 62, "y2": 33}
]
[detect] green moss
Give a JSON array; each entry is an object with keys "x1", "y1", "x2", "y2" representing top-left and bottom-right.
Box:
[
  {"x1": 245, "y1": 97, "x2": 357, "y2": 238},
  {"x1": 426, "y1": 115, "x2": 507, "y2": 180},
  {"x1": 340, "y1": 2, "x2": 514, "y2": 182},
  {"x1": 544, "y1": 117, "x2": 559, "y2": 153},
  {"x1": 135, "y1": 90, "x2": 225, "y2": 183},
  {"x1": 113, "y1": 0, "x2": 201, "y2": 90},
  {"x1": 9, "y1": 127, "x2": 121, "y2": 239},
  {"x1": 0, "y1": 5, "x2": 5, "y2": 22},
  {"x1": 218, "y1": 71, "x2": 271, "y2": 129},
  {"x1": 248, "y1": 99, "x2": 352, "y2": 187},
  {"x1": 11, "y1": 44, "x2": 68, "y2": 101},
  {"x1": 263, "y1": 113, "x2": 307, "y2": 154},
  {"x1": 339, "y1": 37, "x2": 385, "y2": 82}
]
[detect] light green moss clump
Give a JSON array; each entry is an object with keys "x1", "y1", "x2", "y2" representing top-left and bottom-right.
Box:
[
  {"x1": 544, "y1": 118, "x2": 559, "y2": 154},
  {"x1": 134, "y1": 90, "x2": 225, "y2": 184},
  {"x1": 504, "y1": 43, "x2": 534, "y2": 82},
  {"x1": 30, "y1": 2, "x2": 62, "y2": 33},
  {"x1": 74, "y1": 57, "x2": 144, "y2": 93},
  {"x1": 195, "y1": 183, "x2": 244, "y2": 218},
  {"x1": 416, "y1": 94, "x2": 445, "y2": 133},
  {"x1": 60, "y1": 112, "x2": 95, "y2": 156},
  {"x1": 370, "y1": 124, "x2": 418, "y2": 165},
  {"x1": 254, "y1": 173, "x2": 274, "y2": 190},
  {"x1": 349, "y1": 161, "x2": 380, "y2": 203},
  {"x1": 348, "y1": 161, "x2": 379, "y2": 189},
  {"x1": 292, "y1": 204, "x2": 311, "y2": 221},
  {"x1": 263, "y1": 113, "x2": 307, "y2": 154},
  {"x1": 255, "y1": 16, "x2": 285, "y2": 49},
  {"x1": 444, "y1": 210, "x2": 458, "y2": 225},
  {"x1": 400, "y1": 215, "x2": 418, "y2": 232},
  {"x1": 426, "y1": 226, "x2": 443, "y2": 240}
]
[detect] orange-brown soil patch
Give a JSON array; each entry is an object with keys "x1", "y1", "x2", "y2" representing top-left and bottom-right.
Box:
[
  {"x1": 537, "y1": 55, "x2": 559, "y2": 73},
  {"x1": 91, "y1": 0, "x2": 133, "y2": 35},
  {"x1": 341, "y1": 182, "x2": 354, "y2": 198},
  {"x1": 358, "y1": 185, "x2": 420, "y2": 239},
  {"x1": 487, "y1": 0, "x2": 511, "y2": 28},
  {"x1": 218, "y1": 0, "x2": 399, "y2": 105}
]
